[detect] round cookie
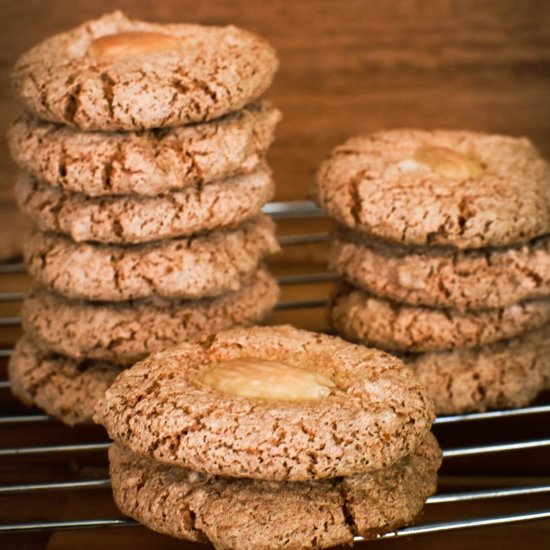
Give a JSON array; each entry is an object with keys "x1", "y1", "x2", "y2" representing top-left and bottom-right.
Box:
[
  {"x1": 329, "y1": 284, "x2": 550, "y2": 352},
  {"x1": 95, "y1": 325, "x2": 435, "y2": 481},
  {"x1": 109, "y1": 434, "x2": 440, "y2": 549},
  {"x1": 316, "y1": 130, "x2": 550, "y2": 249},
  {"x1": 23, "y1": 269, "x2": 279, "y2": 366},
  {"x1": 23, "y1": 214, "x2": 279, "y2": 301},
  {"x1": 331, "y1": 228, "x2": 550, "y2": 311},
  {"x1": 408, "y1": 324, "x2": 550, "y2": 414},
  {"x1": 8, "y1": 337, "x2": 122, "y2": 425},
  {"x1": 8, "y1": 102, "x2": 280, "y2": 197},
  {"x1": 12, "y1": 11, "x2": 278, "y2": 131},
  {"x1": 16, "y1": 167, "x2": 274, "y2": 244}
]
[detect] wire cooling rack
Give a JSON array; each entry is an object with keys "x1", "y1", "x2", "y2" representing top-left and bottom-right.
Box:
[{"x1": 0, "y1": 201, "x2": 550, "y2": 547}]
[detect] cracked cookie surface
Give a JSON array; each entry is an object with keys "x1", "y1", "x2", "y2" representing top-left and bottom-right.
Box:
[
  {"x1": 108, "y1": 434, "x2": 440, "y2": 550},
  {"x1": 16, "y1": 167, "x2": 274, "y2": 244},
  {"x1": 9, "y1": 337, "x2": 122, "y2": 425},
  {"x1": 331, "y1": 228, "x2": 550, "y2": 311},
  {"x1": 24, "y1": 214, "x2": 279, "y2": 301},
  {"x1": 12, "y1": 11, "x2": 278, "y2": 131},
  {"x1": 23, "y1": 269, "x2": 279, "y2": 366},
  {"x1": 329, "y1": 283, "x2": 550, "y2": 352},
  {"x1": 316, "y1": 130, "x2": 550, "y2": 249},
  {"x1": 408, "y1": 324, "x2": 550, "y2": 414},
  {"x1": 8, "y1": 102, "x2": 280, "y2": 197},
  {"x1": 94, "y1": 325, "x2": 435, "y2": 481}
]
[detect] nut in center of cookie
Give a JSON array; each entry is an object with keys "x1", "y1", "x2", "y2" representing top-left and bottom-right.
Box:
[
  {"x1": 412, "y1": 146, "x2": 484, "y2": 179},
  {"x1": 87, "y1": 31, "x2": 181, "y2": 61},
  {"x1": 200, "y1": 357, "x2": 336, "y2": 401}
]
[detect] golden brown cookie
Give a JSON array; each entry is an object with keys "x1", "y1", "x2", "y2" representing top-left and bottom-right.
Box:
[
  {"x1": 16, "y1": 167, "x2": 274, "y2": 244},
  {"x1": 8, "y1": 337, "x2": 122, "y2": 425},
  {"x1": 408, "y1": 324, "x2": 550, "y2": 414},
  {"x1": 23, "y1": 215, "x2": 279, "y2": 301},
  {"x1": 8, "y1": 102, "x2": 280, "y2": 197},
  {"x1": 331, "y1": 227, "x2": 550, "y2": 311},
  {"x1": 12, "y1": 12, "x2": 278, "y2": 131},
  {"x1": 109, "y1": 434, "x2": 441, "y2": 549},
  {"x1": 329, "y1": 283, "x2": 550, "y2": 352},
  {"x1": 316, "y1": 130, "x2": 550, "y2": 249},
  {"x1": 95, "y1": 325, "x2": 435, "y2": 481},
  {"x1": 22, "y1": 269, "x2": 279, "y2": 366}
]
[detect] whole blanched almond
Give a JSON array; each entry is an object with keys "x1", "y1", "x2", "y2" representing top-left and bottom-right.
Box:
[
  {"x1": 413, "y1": 146, "x2": 484, "y2": 179},
  {"x1": 88, "y1": 31, "x2": 181, "y2": 61},
  {"x1": 200, "y1": 357, "x2": 336, "y2": 401}
]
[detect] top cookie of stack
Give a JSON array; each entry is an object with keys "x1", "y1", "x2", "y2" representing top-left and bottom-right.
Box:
[
  {"x1": 7, "y1": 12, "x2": 281, "y2": 425},
  {"x1": 11, "y1": 10, "x2": 278, "y2": 131},
  {"x1": 316, "y1": 130, "x2": 550, "y2": 413}
]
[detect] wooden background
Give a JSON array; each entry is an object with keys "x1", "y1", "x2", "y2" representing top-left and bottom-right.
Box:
[
  {"x1": 1, "y1": 1, "x2": 550, "y2": 549},
  {"x1": 2, "y1": 0, "x2": 550, "y2": 204}
]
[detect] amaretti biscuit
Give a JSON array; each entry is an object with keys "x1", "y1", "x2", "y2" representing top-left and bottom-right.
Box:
[
  {"x1": 329, "y1": 283, "x2": 550, "y2": 352},
  {"x1": 12, "y1": 11, "x2": 278, "y2": 131},
  {"x1": 95, "y1": 325, "x2": 435, "y2": 481},
  {"x1": 9, "y1": 337, "x2": 122, "y2": 425},
  {"x1": 408, "y1": 324, "x2": 550, "y2": 414},
  {"x1": 8, "y1": 102, "x2": 280, "y2": 197},
  {"x1": 16, "y1": 166, "x2": 274, "y2": 244},
  {"x1": 331, "y1": 227, "x2": 550, "y2": 311},
  {"x1": 109, "y1": 433, "x2": 441, "y2": 549},
  {"x1": 24, "y1": 215, "x2": 279, "y2": 301},
  {"x1": 316, "y1": 129, "x2": 550, "y2": 249},
  {"x1": 22, "y1": 269, "x2": 279, "y2": 366}
]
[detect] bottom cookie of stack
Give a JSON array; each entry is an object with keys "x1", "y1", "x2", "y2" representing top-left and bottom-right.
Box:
[
  {"x1": 407, "y1": 324, "x2": 550, "y2": 414},
  {"x1": 109, "y1": 434, "x2": 440, "y2": 550},
  {"x1": 9, "y1": 337, "x2": 123, "y2": 425}
]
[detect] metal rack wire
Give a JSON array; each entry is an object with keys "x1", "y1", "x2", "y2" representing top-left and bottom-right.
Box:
[{"x1": 1, "y1": 200, "x2": 550, "y2": 545}]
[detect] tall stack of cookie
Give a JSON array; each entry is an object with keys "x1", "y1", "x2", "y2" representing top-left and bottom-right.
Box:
[
  {"x1": 7, "y1": 12, "x2": 281, "y2": 425},
  {"x1": 95, "y1": 325, "x2": 441, "y2": 549},
  {"x1": 316, "y1": 130, "x2": 550, "y2": 414}
]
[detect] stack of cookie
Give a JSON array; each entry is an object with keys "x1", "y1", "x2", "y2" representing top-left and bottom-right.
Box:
[
  {"x1": 95, "y1": 325, "x2": 441, "y2": 549},
  {"x1": 7, "y1": 12, "x2": 281, "y2": 425},
  {"x1": 316, "y1": 130, "x2": 550, "y2": 414}
]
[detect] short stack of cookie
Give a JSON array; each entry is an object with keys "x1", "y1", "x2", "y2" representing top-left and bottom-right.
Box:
[
  {"x1": 316, "y1": 130, "x2": 550, "y2": 414},
  {"x1": 95, "y1": 325, "x2": 441, "y2": 549},
  {"x1": 7, "y1": 11, "x2": 282, "y2": 425}
]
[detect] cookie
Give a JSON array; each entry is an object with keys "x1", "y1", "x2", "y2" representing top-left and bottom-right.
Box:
[
  {"x1": 22, "y1": 269, "x2": 279, "y2": 366},
  {"x1": 8, "y1": 102, "x2": 280, "y2": 197},
  {"x1": 329, "y1": 284, "x2": 550, "y2": 352},
  {"x1": 408, "y1": 324, "x2": 550, "y2": 414},
  {"x1": 109, "y1": 433, "x2": 440, "y2": 549},
  {"x1": 316, "y1": 130, "x2": 550, "y2": 249},
  {"x1": 8, "y1": 337, "x2": 122, "y2": 425},
  {"x1": 16, "y1": 166, "x2": 274, "y2": 244},
  {"x1": 24, "y1": 214, "x2": 279, "y2": 301},
  {"x1": 12, "y1": 11, "x2": 278, "y2": 131},
  {"x1": 331, "y1": 227, "x2": 550, "y2": 311},
  {"x1": 95, "y1": 325, "x2": 435, "y2": 481}
]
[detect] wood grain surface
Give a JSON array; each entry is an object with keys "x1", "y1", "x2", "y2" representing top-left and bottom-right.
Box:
[
  {"x1": 1, "y1": 1, "x2": 550, "y2": 548},
  {"x1": 2, "y1": 0, "x2": 550, "y2": 201}
]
